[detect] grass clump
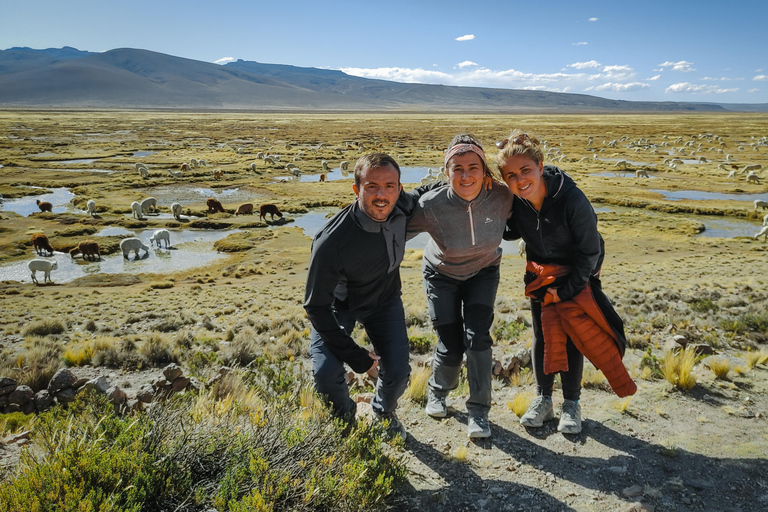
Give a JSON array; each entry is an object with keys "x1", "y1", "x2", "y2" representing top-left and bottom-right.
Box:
[
  {"x1": 662, "y1": 346, "x2": 698, "y2": 391},
  {"x1": 0, "y1": 368, "x2": 405, "y2": 511},
  {"x1": 493, "y1": 319, "x2": 527, "y2": 342},
  {"x1": 507, "y1": 390, "x2": 535, "y2": 418},
  {"x1": 138, "y1": 333, "x2": 179, "y2": 367},
  {"x1": 408, "y1": 333, "x2": 436, "y2": 355},
  {"x1": 149, "y1": 281, "x2": 174, "y2": 289},
  {"x1": 582, "y1": 366, "x2": 610, "y2": 391},
  {"x1": 707, "y1": 357, "x2": 732, "y2": 380},
  {"x1": 402, "y1": 366, "x2": 431, "y2": 403},
  {"x1": 0, "y1": 336, "x2": 62, "y2": 391},
  {"x1": 745, "y1": 350, "x2": 768, "y2": 368},
  {"x1": 22, "y1": 318, "x2": 66, "y2": 337}
]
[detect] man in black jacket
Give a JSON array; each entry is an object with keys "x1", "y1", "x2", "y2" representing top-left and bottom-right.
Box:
[{"x1": 304, "y1": 153, "x2": 412, "y2": 440}]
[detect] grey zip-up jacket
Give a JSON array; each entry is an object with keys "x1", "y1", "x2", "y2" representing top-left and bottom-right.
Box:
[{"x1": 407, "y1": 181, "x2": 513, "y2": 280}]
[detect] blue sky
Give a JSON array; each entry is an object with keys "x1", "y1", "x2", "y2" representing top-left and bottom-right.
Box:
[{"x1": 2, "y1": 0, "x2": 766, "y2": 104}]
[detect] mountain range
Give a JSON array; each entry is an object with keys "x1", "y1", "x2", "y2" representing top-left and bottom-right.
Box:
[{"x1": 1, "y1": 46, "x2": 765, "y2": 112}]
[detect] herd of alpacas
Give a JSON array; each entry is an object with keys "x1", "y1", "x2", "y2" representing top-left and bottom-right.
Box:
[
  {"x1": 18, "y1": 132, "x2": 768, "y2": 285},
  {"x1": 25, "y1": 189, "x2": 283, "y2": 284}
]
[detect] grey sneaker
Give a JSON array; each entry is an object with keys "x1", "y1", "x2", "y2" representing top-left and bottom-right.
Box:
[
  {"x1": 558, "y1": 399, "x2": 582, "y2": 434},
  {"x1": 425, "y1": 391, "x2": 447, "y2": 418},
  {"x1": 468, "y1": 415, "x2": 491, "y2": 438},
  {"x1": 519, "y1": 395, "x2": 555, "y2": 427},
  {"x1": 374, "y1": 411, "x2": 407, "y2": 441}
]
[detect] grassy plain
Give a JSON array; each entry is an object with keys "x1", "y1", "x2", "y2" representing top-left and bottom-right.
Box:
[{"x1": 1, "y1": 111, "x2": 768, "y2": 511}]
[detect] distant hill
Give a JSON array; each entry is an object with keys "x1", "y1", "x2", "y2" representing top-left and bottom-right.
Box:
[{"x1": 0, "y1": 47, "x2": 765, "y2": 112}]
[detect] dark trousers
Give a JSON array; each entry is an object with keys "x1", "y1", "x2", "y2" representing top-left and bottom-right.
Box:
[
  {"x1": 423, "y1": 265, "x2": 499, "y2": 417},
  {"x1": 530, "y1": 299, "x2": 584, "y2": 401},
  {"x1": 310, "y1": 295, "x2": 411, "y2": 420}
]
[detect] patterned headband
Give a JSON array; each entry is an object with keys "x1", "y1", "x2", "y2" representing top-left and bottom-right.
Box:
[{"x1": 444, "y1": 143, "x2": 486, "y2": 167}]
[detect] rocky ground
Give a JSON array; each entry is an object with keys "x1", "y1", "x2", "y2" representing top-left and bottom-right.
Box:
[{"x1": 1, "y1": 112, "x2": 768, "y2": 511}]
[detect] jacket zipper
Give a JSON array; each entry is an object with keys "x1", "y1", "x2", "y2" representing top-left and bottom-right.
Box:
[
  {"x1": 523, "y1": 198, "x2": 547, "y2": 257},
  {"x1": 468, "y1": 203, "x2": 476, "y2": 246}
]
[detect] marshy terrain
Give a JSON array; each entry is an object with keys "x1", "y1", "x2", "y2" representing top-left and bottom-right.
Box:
[{"x1": 1, "y1": 111, "x2": 768, "y2": 511}]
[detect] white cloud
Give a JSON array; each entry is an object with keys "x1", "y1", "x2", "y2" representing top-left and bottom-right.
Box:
[
  {"x1": 665, "y1": 82, "x2": 738, "y2": 94},
  {"x1": 586, "y1": 82, "x2": 650, "y2": 92},
  {"x1": 658, "y1": 60, "x2": 695, "y2": 72},
  {"x1": 457, "y1": 61, "x2": 478, "y2": 68},
  {"x1": 572, "y1": 42, "x2": 588, "y2": 46},
  {"x1": 589, "y1": 17, "x2": 599, "y2": 21},
  {"x1": 455, "y1": 34, "x2": 475, "y2": 41},
  {"x1": 567, "y1": 60, "x2": 601, "y2": 70},
  {"x1": 748, "y1": 88, "x2": 760, "y2": 93},
  {"x1": 646, "y1": 75, "x2": 661, "y2": 81},
  {"x1": 341, "y1": 67, "x2": 453, "y2": 84},
  {"x1": 214, "y1": 57, "x2": 235, "y2": 65},
  {"x1": 754, "y1": 75, "x2": 768, "y2": 81}
]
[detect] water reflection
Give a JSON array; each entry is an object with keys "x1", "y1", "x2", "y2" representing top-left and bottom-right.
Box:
[
  {"x1": 650, "y1": 189, "x2": 768, "y2": 202},
  {"x1": 0, "y1": 187, "x2": 76, "y2": 216},
  {"x1": 277, "y1": 167, "x2": 439, "y2": 184}
]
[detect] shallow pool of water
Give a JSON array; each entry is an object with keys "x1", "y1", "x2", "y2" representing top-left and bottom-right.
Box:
[
  {"x1": 590, "y1": 172, "x2": 656, "y2": 178},
  {"x1": 598, "y1": 158, "x2": 653, "y2": 167},
  {"x1": 137, "y1": 185, "x2": 266, "y2": 206},
  {"x1": 132, "y1": 151, "x2": 154, "y2": 158},
  {"x1": 695, "y1": 218, "x2": 764, "y2": 239},
  {"x1": 0, "y1": 187, "x2": 76, "y2": 216},
  {"x1": 0, "y1": 228, "x2": 240, "y2": 284},
  {"x1": 277, "y1": 167, "x2": 439, "y2": 185},
  {"x1": 650, "y1": 189, "x2": 768, "y2": 202}
]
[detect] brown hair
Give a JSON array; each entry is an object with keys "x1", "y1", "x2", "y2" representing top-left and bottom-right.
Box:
[
  {"x1": 495, "y1": 132, "x2": 545, "y2": 171},
  {"x1": 353, "y1": 152, "x2": 401, "y2": 187},
  {"x1": 446, "y1": 133, "x2": 494, "y2": 178}
]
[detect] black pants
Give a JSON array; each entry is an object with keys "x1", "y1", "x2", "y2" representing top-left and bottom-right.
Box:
[{"x1": 530, "y1": 298, "x2": 583, "y2": 401}]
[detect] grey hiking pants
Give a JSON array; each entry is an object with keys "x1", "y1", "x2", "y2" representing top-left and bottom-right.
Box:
[{"x1": 423, "y1": 264, "x2": 499, "y2": 418}]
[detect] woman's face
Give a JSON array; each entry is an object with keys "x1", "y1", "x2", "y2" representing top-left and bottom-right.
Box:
[
  {"x1": 500, "y1": 155, "x2": 545, "y2": 204},
  {"x1": 447, "y1": 152, "x2": 485, "y2": 201}
]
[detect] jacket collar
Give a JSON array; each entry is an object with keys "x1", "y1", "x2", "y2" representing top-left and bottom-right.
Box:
[{"x1": 351, "y1": 201, "x2": 405, "y2": 233}]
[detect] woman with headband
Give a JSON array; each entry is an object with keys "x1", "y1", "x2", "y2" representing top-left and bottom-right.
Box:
[
  {"x1": 496, "y1": 133, "x2": 634, "y2": 435},
  {"x1": 407, "y1": 134, "x2": 513, "y2": 439}
]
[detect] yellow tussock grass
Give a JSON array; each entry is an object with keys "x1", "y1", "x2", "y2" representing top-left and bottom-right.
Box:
[
  {"x1": 662, "y1": 346, "x2": 697, "y2": 391},
  {"x1": 707, "y1": 357, "x2": 731, "y2": 380},
  {"x1": 403, "y1": 366, "x2": 431, "y2": 403},
  {"x1": 507, "y1": 390, "x2": 535, "y2": 418}
]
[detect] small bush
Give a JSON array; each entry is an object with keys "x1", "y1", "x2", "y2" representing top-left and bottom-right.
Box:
[
  {"x1": 409, "y1": 334, "x2": 435, "y2": 355},
  {"x1": 662, "y1": 346, "x2": 697, "y2": 391},
  {"x1": 22, "y1": 318, "x2": 66, "y2": 337},
  {"x1": 494, "y1": 319, "x2": 526, "y2": 342},
  {"x1": 707, "y1": 357, "x2": 731, "y2": 380},
  {"x1": 688, "y1": 298, "x2": 719, "y2": 313},
  {"x1": 402, "y1": 366, "x2": 431, "y2": 403},
  {"x1": 0, "y1": 411, "x2": 33, "y2": 435},
  {"x1": 138, "y1": 333, "x2": 178, "y2": 367},
  {"x1": 507, "y1": 390, "x2": 535, "y2": 418},
  {"x1": 511, "y1": 367, "x2": 535, "y2": 387},
  {"x1": 582, "y1": 366, "x2": 610, "y2": 391},
  {"x1": 149, "y1": 281, "x2": 174, "y2": 289},
  {"x1": 0, "y1": 336, "x2": 63, "y2": 391}
]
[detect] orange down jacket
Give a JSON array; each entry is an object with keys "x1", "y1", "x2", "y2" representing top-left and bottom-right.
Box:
[{"x1": 525, "y1": 261, "x2": 637, "y2": 398}]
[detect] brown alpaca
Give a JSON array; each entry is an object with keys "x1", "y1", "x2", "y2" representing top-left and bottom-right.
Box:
[
  {"x1": 31, "y1": 233, "x2": 54, "y2": 256},
  {"x1": 36, "y1": 199, "x2": 52, "y2": 212},
  {"x1": 259, "y1": 204, "x2": 283, "y2": 221},
  {"x1": 206, "y1": 198, "x2": 225, "y2": 213}
]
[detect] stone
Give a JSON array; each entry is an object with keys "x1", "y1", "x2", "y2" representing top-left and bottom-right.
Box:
[
  {"x1": 3, "y1": 430, "x2": 31, "y2": 445},
  {"x1": 136, "y1": 385, "x2": 155, "y2": 403},
  {"x1": 9, "y1": 385, "x2": 34, "y2": 405},
  {"x1": 492, "y1": 359, "x2": 503, "y2": 376},
  {"x1": 514, "y1": 347, "x2": 531, "y2": 368},
  {"x1": 20, "y1": 401, "x2": 36, "y2": 415},
  {"x1": 73, "y1": 377, "x2": 89, "y2": 389},
  {"x1": 4, "y1": 404, "x2": 20, "y2": 413},
  {"x1": 126, "y1": 399, "x2": 144, "y2": 413},
  {"x1": 621, "y1": 503, "x2": 654, "y2": 512},
  {"x1": 171, "y1": 376, "x2": 190, "y2": 392},
  {"x1": 162, "y1": 363, "x2": 183, "y2": 382},
  {"x1": 34, "y1": 389, "x2": 54, "y2": 412},
  {"x1": 622, "y1": 485, "x2": 644, "y2": 498},
  {"x1": 106, "y1": 385, "x2": 127, "y2": 406},
  {"x1": 0, "y1": 377, "x2": 18, "y2": 391},
  {"x1": 187, "y1": 377, "x2": 203, "y2": 393},
  {"x1": 54, "y1": 388, "x2": 77, "y2": 404},
  {"x1": 152, "y1": 377, "x2": 170, "y2": 389},
  {"x1": 691, "y1": 344, "x2": 716, "y2": 356},
  {"x1": 355, "y1": 392, "x2": 374, "y2": 404},
  {"x1": 84, "y1": 376, "x2": 109, "y2": 394},
  {"x1": 0, "y1": 385, "x2": 15, "y2": 396},
  {"x1": 48, "y1": 368, "x2": 77, "y2": 393},
  {"x1": 0, "y1": 394, "x2": 8, "y2": 407}
]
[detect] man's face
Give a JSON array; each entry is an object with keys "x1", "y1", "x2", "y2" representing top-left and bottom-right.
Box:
[{"x1": 352, "y1": 164, "x2": 402, "y2": 222}]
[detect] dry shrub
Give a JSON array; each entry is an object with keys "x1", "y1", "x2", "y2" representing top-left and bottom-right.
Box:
[
  {"x1": 63, "y1": 336, "x2": 118, "y2": 367},
  {"x1": 745, "y1": 350, "x2": 768, "y2": 368},
  {"x1": 222, "y1": 326, "x2": 262, "y2": 367},
  {"x1": 511, "y1": 367, "x2": 535, "y2": 387},
  {"x1": 138, "y1": 333, "x2": 178, "y2": 367},
  {"x1": 1, "y1": 336, "x2": 63, "y2": 391},
  {"x1": 402, "y1": 366, "x2": 431, "y2": 403},
  {"x1": 507, "y1": 390, "x2": 535, "y2": 418},
  {"x1": 22, "y1": 318, "x2": 66, "y2": 337},
  {"x1": 707, "y1": 357, "x2": 732, "y2": 380},
  {"x1": 582, "y1": 366, "x2": 611, "y2": 392},
  {"x1": 663, "y1": 346, "x2": 697, "y2": 391},
  {"x1": 611, "y1": 396, "x2": 633, "y2": 414}
]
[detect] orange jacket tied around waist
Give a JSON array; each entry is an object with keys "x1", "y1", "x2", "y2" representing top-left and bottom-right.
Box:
[{"x1": 524, "y1": 261, "x2": 637, "y2": 398}]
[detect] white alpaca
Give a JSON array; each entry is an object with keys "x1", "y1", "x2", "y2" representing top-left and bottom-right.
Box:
[
  {"x1": 135, "y1": 163, "x2": 148, "y2": 172},
  {"x1": 763, "y1": 213, "x2": 768, "y2": 226},
  {"x1": 728, "y1": 170, "x2": 737, "y2": 179},
  {"x1": 189, "y1": 158, "x2": 199, "y2": 168},
  {"x1": 131, "y1": 201, "x2": 145, "y2": 220},
  {"x1": 148, "y1": 229, "x2": 171, "y2": 248},
  {"x1": 340, "y1": 160, "x2": 349, "y2": 171},
  {"x1": 755, "y1": 200, "x2": 768, "y2": 211},
  {"x1": 635, "y1": 169, "x2": 650, "y2": 178},
  {"x1": 290, "y1": 168, "x2": 302, "y2": 178},
  {"x1": 742, "y1": 164, "x2": 763, "y2": 174},
  {"x1": 171, "y1": 202, "x2": 183, "y2": 221},
  {"x1": 168, "y1": 168, "x2": 183, "y2": 178},
  {"x1": 140, "y1": 197, "x2": 157, "y2": 215},
  {"x1": 120, "y1": 237, "x2": 149, "y2": 259},
  {"x1": 614, "y1": 160, "x2": 630, "y2": 169},
  {"x1": 86, "y1": 200, "x2": 96, "y2": 216},
  {"x1": 321, "y1": 160, "x2": 330, "y2": 171},
  {"x1": 420, "y1": 168, "x2": 435, "y2": 185},
  {"x1": 139, "y1": 166, "x2": 149, "y2": 178},
  {"x1": 29, "y1": 259, "x2": 58, "y2": 284},
  {"x1": 198, "y1": 159, "x2": 207, "y2": 167},
  {"x1": 747, "y1": 172, "x2": 761, "y2": 185},
  {"x1": 755, "y1": 225, "x2": 768, "y2": 241}
]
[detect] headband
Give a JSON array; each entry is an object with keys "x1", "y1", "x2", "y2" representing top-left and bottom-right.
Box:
[{"x1": 444, "y1": 143, "x2": 486, "y2": 167}]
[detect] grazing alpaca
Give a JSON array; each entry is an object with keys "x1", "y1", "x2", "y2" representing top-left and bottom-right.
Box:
[
  {"x1": 31, "y1": 233, "x2": 54, "y2": 256},
  {"x1": 206, "y1": 198, "x2": 225, "y2": 214},
  {"x1": 259, "y1": 203, "x2": 282, "y2": 221},
  {"x1": 120, "y1": 237, "x2": 149, "y2": 259},
  {"x1": 148, "y1": 229, "x2": 171, "y2": 248},
  {"x1": 235, "y1": 203, "x2": 253, "y2": 215},
  {"x1": 70, "y1": 240, "x2": 101, "y2": 261},
  {"x1": 171, "y1": 202, "x2": 183, "y2": 220}
]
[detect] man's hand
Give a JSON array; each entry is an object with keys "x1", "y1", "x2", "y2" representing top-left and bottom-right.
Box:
[
  {"x1": 542, "y1": 287, "x2": 560, "y2": 306},
  {"x1": 366, "y1": 352, "x2": 380, "y2": 379}
]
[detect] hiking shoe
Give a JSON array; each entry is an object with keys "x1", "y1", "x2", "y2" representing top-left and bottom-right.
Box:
[
  {"x1": 558, "y1": 399, "x2": 582, "y2": 434},
  {"x1": 467, "y1": 415, "x2": 491, "y2": 439},
  {"x1": 519, "y1": 395, "x2": 555, "y2": 427},
  {"x1": 374, "y1": 411, "x2": 407, "y2": 441},
  {"x1": 425, "y1": 391, "x2": 447, "y2": 418}
]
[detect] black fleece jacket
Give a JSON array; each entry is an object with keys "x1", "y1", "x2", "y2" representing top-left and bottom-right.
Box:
[{"x1": 504, "y1": 165, "x2": 604, "y2": 302}]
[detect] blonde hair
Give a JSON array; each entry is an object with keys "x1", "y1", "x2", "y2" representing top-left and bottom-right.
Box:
[{"x1": 495, "y1": 132, "x2": 545, "y2": 171}]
